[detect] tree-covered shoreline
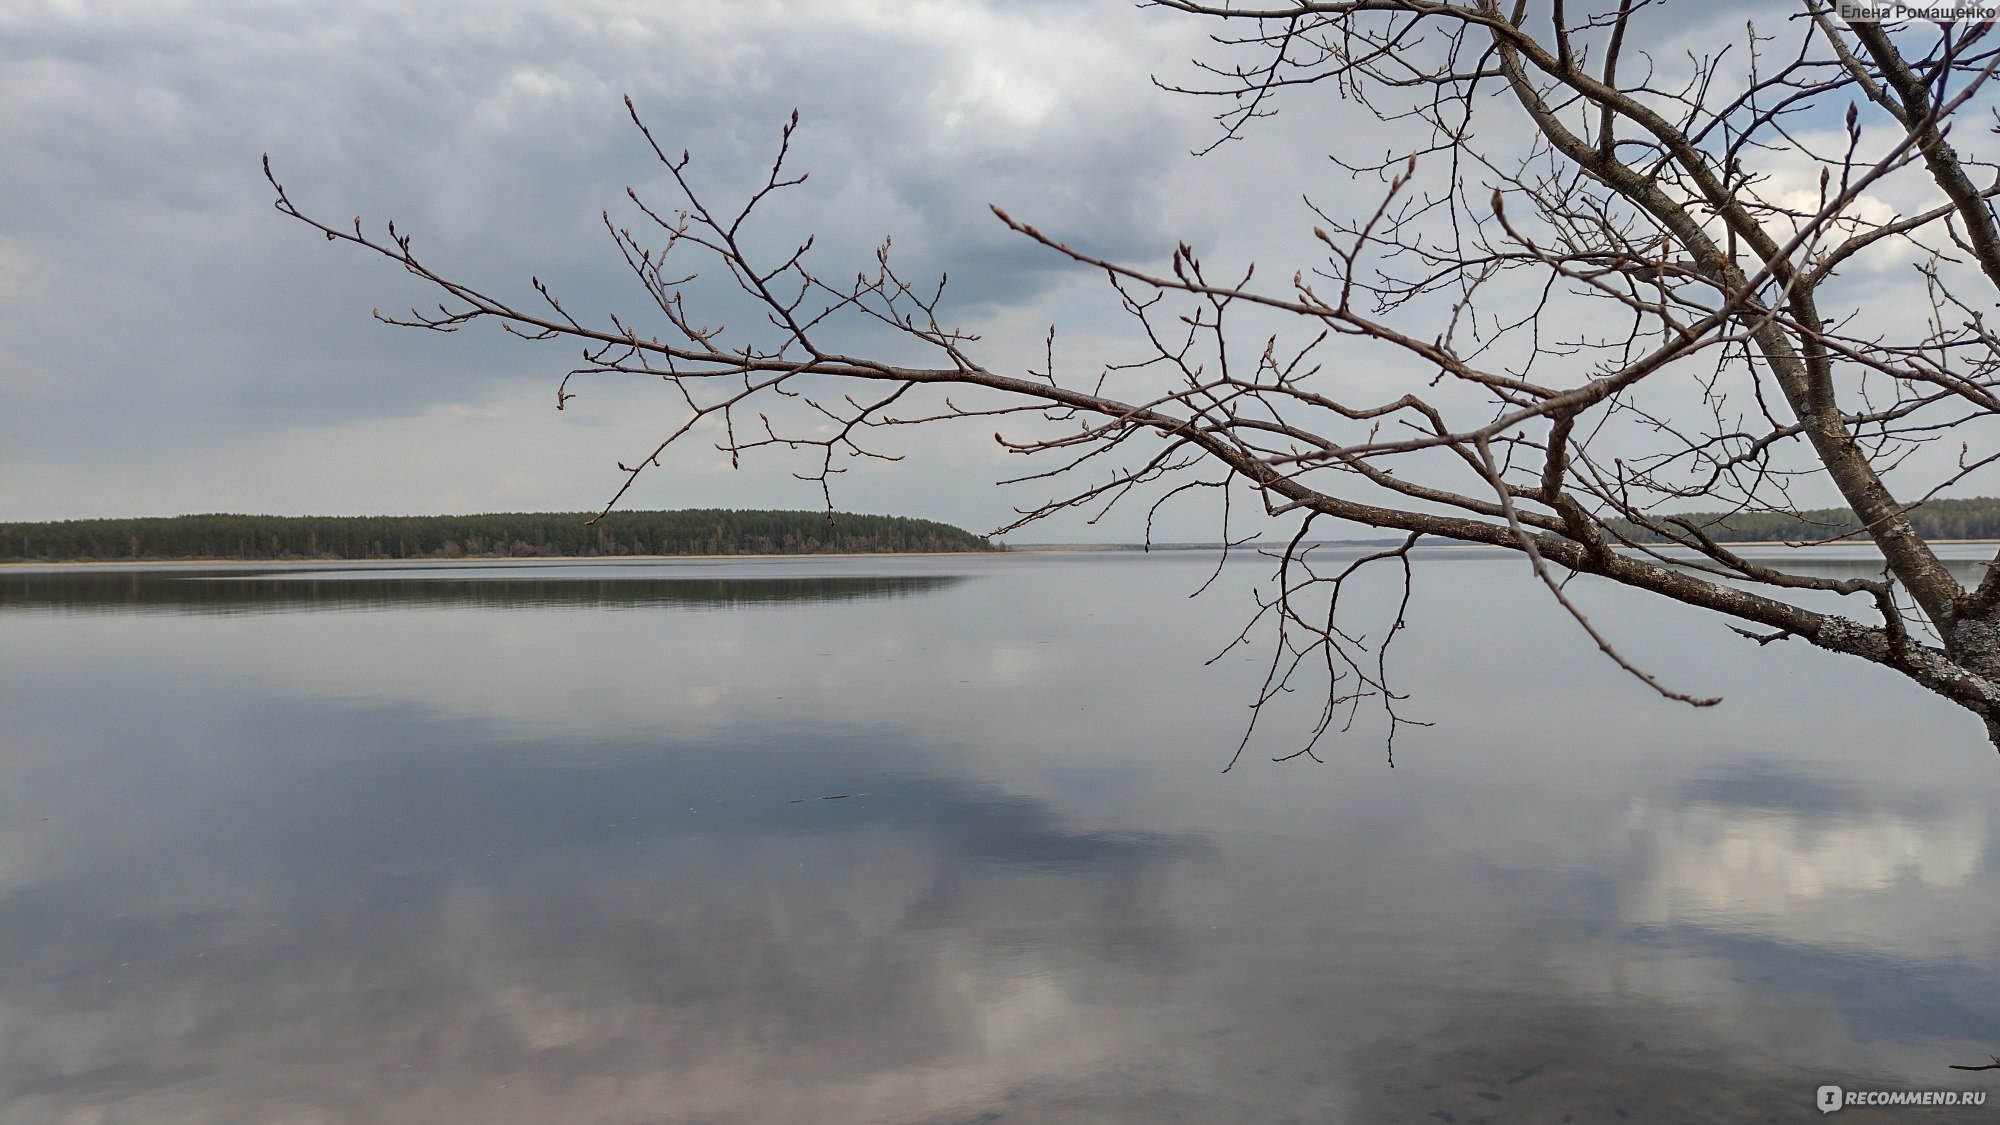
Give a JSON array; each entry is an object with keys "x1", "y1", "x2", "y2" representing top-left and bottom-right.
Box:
[
  {"x1": 0, "y1": 510, "x2": 996, "y2": 562},
  {"x1": 1609, "y1": 497, "x2": 2000, "y2": 545}
]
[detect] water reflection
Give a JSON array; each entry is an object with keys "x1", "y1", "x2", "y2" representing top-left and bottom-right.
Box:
[
  {"x1": 0, "y1": 704, "x2": 1212, "y2": 1123},
  {"x1": 1, "y1": 554, "x2": 1996, "y2": 1123},
  {"x1": 1646, "y1": 765, "x2": 1984, "y2": 903},
  {"x1": 1737, "y1": 556, "x2": 1993, "y2": 585},
  {"x1": 0, "y1": 567, "x2": 966, "y2": 615}
]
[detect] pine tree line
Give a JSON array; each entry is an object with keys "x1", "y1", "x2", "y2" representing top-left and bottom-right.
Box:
[
  {"x1": 1608, "y1": 497, "x2": 2000, "y2": 544},
  {"x1": 0, "y1": 510, "x2": 995, "y2": 562}
]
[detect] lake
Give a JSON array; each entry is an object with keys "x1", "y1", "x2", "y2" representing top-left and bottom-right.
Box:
[{"x1": 2, "y1": 549, "x2": 1996, "y2": 1123}]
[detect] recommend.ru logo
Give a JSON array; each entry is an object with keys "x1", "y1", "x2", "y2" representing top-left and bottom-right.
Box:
[{"x1": 1817, "y1": 1084, "x2": 1987, "y2": 1112}]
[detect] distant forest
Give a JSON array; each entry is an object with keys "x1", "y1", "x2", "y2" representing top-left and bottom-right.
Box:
[
  {"x1": 1611, "y1": 497, "x2": 2000, "y2": 543},
  {"x1": 0, "y1": 510, "x2": 996, "y2": 562}
]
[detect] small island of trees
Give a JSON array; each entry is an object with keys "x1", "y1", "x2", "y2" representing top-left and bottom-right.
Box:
[{"x1": 0, "y1": 510, "x2": 996, "y2": 562}]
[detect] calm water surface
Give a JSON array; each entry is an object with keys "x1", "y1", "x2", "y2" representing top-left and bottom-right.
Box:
[{"x1": 2, "y1": 550, "x2": 1997, "y2": 1123}]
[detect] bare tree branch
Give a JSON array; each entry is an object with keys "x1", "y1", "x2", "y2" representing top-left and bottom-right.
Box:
[{"x1": 270, "y1": 2, "x2": 2000, "y2": 758}]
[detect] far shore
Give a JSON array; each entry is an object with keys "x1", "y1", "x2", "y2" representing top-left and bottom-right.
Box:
[{"x1": 7, "y1": 539, "x2": 1999, "y2": 569}]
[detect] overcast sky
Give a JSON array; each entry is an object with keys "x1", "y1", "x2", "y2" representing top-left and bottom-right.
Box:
[{"x1": 0, "y1": 1, "x2": 1968, "y2": 541}]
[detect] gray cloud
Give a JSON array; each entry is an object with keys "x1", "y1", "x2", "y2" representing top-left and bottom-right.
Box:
[
  {"x1": 2, "y1": 0, "x2": 1238, "y2": 527},
  {"x1": 4, "y1": 0, "x2": 1845, "y2": 536}
]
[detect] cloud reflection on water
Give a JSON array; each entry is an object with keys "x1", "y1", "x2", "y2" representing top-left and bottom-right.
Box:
[
  {"x1": 1629, "y1": 780, "x2": 1983, "y2": 914},
  {"x1": 1, "y1": 555, "x2": 1997, "y2": 1122},
  {"x1": 0, "y1": 714, "x2": 1214, "y2": 1124}
]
